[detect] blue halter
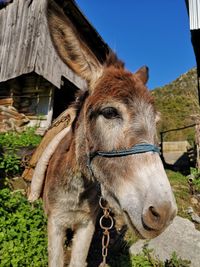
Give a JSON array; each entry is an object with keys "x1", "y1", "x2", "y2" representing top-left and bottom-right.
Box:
[{"x1": 87, "y1": 143, "x2": 160, "y2": 176}]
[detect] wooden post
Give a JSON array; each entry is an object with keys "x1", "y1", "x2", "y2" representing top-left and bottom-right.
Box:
[
  {"x1": 195, "y1": 123, "x2": 200, "y2": 169},
  {"x1": 160, "y1": 132, "x2": 164, "y2": 160}
]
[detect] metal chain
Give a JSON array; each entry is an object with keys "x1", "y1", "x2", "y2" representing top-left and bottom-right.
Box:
[{"x1": 99, "y1": 197, "x2": 114, "y2": 267}]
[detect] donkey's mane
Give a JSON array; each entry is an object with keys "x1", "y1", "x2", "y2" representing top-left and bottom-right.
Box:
[
  {"x1": 69, "y1": 90, "x2": 88, "y2": 130},
  {"x1": 105, "y1": 52, "x2": 125, "y2": 69}
]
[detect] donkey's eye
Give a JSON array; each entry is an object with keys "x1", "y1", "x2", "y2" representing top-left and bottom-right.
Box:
[{"x1": 100, "y1": 107, "x2": 120, "y2": 119}]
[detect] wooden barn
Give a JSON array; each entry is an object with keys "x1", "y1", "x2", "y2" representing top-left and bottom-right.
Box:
[
  {"x1": 186, "y1": 0, "x2": 200, "y2": 103},
  {"x1": 0, "y1": 0, "x2": 109, "y2": 133}
]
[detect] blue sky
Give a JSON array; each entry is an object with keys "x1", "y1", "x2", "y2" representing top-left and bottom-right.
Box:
[{"x1": 76, "y1": 0, "x2": 196, "y2": 89}]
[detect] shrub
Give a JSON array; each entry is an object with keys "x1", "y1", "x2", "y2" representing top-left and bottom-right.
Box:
[
  {"x1": 0, "y1": 128, "x2": 41, "y2": 149},
  {"x1": 0, "y1": 128, "x2": 41, "y2": 178},
  {"x1": 0, "y1": 188, "x2": 47, "y2": 267},
  {"x1": 0, "y1": 188, "x2": 191, "y2": 267},
  {"x1": 0, "y1": 153, "x2": 21, "y2": 177}
]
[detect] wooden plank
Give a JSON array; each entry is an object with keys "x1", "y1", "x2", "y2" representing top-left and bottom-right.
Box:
[
  {"x1": 0, "y1": 98, "x2": 13, "y2": 106},
  {"x1": 0, "y1": 0, "x2": 86, "y2": 90},
  {"x1": 34, "y1": 2, "x2": 86, "y2": 89}
]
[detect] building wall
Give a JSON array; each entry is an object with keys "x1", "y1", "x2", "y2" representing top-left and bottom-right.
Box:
[
  {"x1": 0, "y1": 71, "x2": 80, "y2": 131},
  {"x1": 0, "y1": 0, "x2": 85, "y2": 89},
  {"x1": 163, "y1": 141, "x2": 191, "y2": 167},
  {"x1": 188, "y1": 0, "x2": 200, "y2": 30},
  {"x1": 0, "y1": 72, "x2": 55, "y2": 130}
]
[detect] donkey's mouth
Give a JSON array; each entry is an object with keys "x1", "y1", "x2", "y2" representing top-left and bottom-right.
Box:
[
  {"x1": 123, "y1": 210, "x2": 160, "y2": 239},
  {"x1": 141, "y1": 217, "x2": 155, "y2": 232},
  {"x1": 123, "y1": 210, "x2": 145, "y2": 239}
]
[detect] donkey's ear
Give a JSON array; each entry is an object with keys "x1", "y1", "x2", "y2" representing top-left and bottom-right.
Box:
[
  {"x1": 135, "y1": 66, "x2": 149, "y2": 84},
  {"x1": 47, "y1": 0, "x2": 103, "y2": 89}
]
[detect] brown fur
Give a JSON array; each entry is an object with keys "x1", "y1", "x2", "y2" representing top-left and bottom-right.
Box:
[{"x1": 37, "y1": 2, "x2": 177, "y2": 266}]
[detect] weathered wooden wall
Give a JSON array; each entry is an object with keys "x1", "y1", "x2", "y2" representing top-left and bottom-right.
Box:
[
  {"x1": 0, "y1": 73, "x2": 54, "y2": 130},
  {"x1": 0, "y1": 0, "x2": 85, "y2": 89}
]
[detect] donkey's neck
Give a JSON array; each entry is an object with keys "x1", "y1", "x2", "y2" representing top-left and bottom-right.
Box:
[{"x1": 74, "y1": 113, "x2": 91, "y2": 179}]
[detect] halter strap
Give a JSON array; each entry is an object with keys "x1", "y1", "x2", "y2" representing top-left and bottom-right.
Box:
[{"x1": 87, "y1": 143, "x2": 160, "y2": 176}]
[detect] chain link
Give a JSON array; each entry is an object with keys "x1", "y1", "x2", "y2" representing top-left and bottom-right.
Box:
[{"x1": 99, "y1": 197, "x2": 114, "y2": 267}]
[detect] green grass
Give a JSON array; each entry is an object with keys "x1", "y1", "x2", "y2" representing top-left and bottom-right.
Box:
[
  {"x1": 108, "y1": 246, "x2": 191, "y2": 267},
  {"x1": 167, "y1": 170, "x2": 193, "y2": 217},
  {"x1": 152, "y1": 67, "x2": 198, "y2": 142}
]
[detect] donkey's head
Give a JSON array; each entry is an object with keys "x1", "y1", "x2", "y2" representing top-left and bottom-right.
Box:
[
  {"x1": 83, "y1": 63, "x2": 177, "y2": 238},
  {"x1": 47, "y1": 0, "x2": 177, "y2": 239}
]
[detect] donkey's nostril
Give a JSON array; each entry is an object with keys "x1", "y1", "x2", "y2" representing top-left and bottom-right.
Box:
[
  {"x1": 149, "y1": 206, "x2": 160, "y2": 219},
  {"x1": 142, "y1": 203, "x2": 171, "y2": 231}
]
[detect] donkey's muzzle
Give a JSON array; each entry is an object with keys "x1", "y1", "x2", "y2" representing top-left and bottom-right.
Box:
[{"x1": 142, "y1": 202, "x2": 177, "y2": 232}]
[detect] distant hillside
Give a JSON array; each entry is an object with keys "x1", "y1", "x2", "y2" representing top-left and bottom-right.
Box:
[{"x1": 152, "y1": 68, "x2": 199, "y2": 142}]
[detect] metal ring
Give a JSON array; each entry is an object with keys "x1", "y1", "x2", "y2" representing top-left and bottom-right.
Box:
[
  {"x1": 99, "y1": 214, "x2": 114, "y2": 230},
  {"x1": 99, "y1": 197, "x2": 109, "y2": 210}
]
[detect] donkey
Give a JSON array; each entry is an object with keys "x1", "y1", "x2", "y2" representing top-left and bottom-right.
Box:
[{"x1": 30, "y1": 1, "x2": 177, "y2": 266}]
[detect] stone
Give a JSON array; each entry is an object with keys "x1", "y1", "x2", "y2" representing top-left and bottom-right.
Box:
[
  {"x1": 186, "y1": 205, "x2": 200, "y2": 223},
  {"x1": 187, "y1": 206, "x2": 194, "y2": 214},
  {"x1": 191, "y1": 213, "x2": 200, "y2": 224},
  {"x1": 130, "y1": 216, "x2": 200, "y2": 267}
]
